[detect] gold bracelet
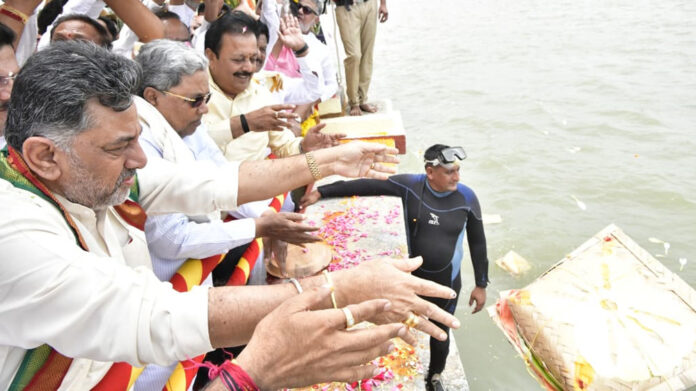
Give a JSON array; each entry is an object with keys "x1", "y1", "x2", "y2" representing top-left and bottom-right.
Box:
[
  {"x1": 322, "y1": 269, "x2": 338, "y2": 309},
  {"x1": 305, "y1": 152, "x2": 322, "y2": 181},
  {"x1": 0, "y1": 4, "x2": 29, "y2": 24}
]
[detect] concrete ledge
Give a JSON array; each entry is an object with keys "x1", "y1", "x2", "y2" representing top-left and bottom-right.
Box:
[{"x1": 292, "y1": 195, "x2": 468, "y2": 390}]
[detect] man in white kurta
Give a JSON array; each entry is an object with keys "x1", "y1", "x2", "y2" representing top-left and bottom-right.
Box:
[
  {"x1": 202, "y1": 11, "x2": 340, "y2": 163},
  {"x1": 205, "y1": 67, "x2": 303, "y2": 161},
  {"x1": 0, "y1": 155, "x2": 240, "y2": 388}
]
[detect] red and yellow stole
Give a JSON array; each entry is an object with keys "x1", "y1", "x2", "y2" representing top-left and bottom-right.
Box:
[{"x1": 1, "y1": 147, "x2": 143, "y2": 391}]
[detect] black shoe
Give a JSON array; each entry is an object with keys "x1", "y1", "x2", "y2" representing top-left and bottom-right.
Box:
[{"x1": 426, "y1": 374, "x2": 446, "y2": 391}]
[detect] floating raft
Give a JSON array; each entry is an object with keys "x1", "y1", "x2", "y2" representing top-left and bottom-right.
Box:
[
  {"x1": 291, "y1": 195, "x2": 468, "y2": 390},
  {"x1": 489, "y1": 224, "x2": 696, "y2": 391}
]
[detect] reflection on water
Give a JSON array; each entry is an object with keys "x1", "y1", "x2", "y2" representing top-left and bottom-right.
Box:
[{"x1": 368, "y1": 0, "x2": 696, "y2": 389}]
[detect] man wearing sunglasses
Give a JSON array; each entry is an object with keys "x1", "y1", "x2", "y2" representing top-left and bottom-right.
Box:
[
  {"x1": 300, "y1": 144, "x2": 489, "y2": 391},
  {"x1": 134, "y1": 39, "x2": 327, "y2": 391}
]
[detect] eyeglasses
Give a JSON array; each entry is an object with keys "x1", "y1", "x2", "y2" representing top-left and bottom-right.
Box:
[
  {"x1": 0, "y1": 72, "x2": 16, "y2": 88},
  {"x1": 297, "y1": 4, "x2": 318, "y2": 15},
  {"x1": 162, "y1": 90, "x2": 212, "y2": 108},
  {"x1": 424, "y1": 146, "x2": 467, "y2": 167}
]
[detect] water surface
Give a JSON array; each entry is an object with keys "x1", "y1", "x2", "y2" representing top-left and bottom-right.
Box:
[{"x1": 367, "y1": 1, "x2": 696, "y2": 389}]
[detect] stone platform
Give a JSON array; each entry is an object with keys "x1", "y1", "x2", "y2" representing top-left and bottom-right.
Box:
[{"x1": 292, "y1": 195, "x2": 468, "y2": 390}]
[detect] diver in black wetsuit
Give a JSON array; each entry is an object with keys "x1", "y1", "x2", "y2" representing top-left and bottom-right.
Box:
[{"x1": 300, "y1": 144, "x2": 489, "y2": 391}]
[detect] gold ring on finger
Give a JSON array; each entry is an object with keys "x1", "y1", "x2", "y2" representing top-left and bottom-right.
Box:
[
  {"x1": 403, "y1": 312, "x2": 420, "y2": 328},
  {"x1": 275, "y1": 111, "x2": 280, "y2": 119},
  {"x1": 342, "y1": 307, "x2": 355, "y2": 329}
]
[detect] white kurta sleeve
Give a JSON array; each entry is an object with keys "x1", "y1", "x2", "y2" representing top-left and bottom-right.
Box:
[
  {"x1": 146, "y1": 213, "x2": 256, "y2": 268},
  {"x1": 0, "y1": 187, "x2": 213, "y2": 366},
  {"x1": 137, "y1": 157, "x2": 241, "y2": 215}
]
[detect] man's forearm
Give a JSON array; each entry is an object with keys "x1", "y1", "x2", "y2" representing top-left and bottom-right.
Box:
[
  {"x1": 105, "y1": 0, "x2": 165, "y2": 42},
  {"x1": 207, "y1": 262, "x2": 398, "y2": 348},
  {"x1": 208, "y1": 275, "x2": 331, "y2": 347},
  {"x1": 467, "y1": 216, "x2": 489, "y2": 287},
  {"x1": 208, "y1": 284, "x2": 294, "y2": 347},
  {"x1": 140, "y1": 142, "x2": 397, "y2": 215},
  {"x1": 204, "y1": 0, "x2": 224, "y2": 22},
  {"x1": 237, "y1": 151, "x2": 330, "y2": 205}
]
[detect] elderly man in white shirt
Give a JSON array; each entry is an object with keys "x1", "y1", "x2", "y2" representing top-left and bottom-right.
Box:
[
  {"x1": 134, "y1": 40, "x2": 318, "y2": 285},
  {"x1": 132, "y1": 39, "x2": 324, "y2": 390},
  {"x1": 0, "y1": 41, "x2": 460, "y2": 390}
]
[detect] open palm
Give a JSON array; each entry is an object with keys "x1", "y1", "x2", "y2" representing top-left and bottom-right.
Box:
[{"x1": 278, "y1": 14, "x2": 306, "y2": 51}]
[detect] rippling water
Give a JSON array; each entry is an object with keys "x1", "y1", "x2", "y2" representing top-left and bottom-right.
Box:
[{"x1": 364, "y1": 0, "x2": 696, "y2": 389}]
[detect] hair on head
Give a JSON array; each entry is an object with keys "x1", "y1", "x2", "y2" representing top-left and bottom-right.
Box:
[
  {"x1": 5, "y1": 41, "x2": 141, "y2": 151},
  {"x1": 136, "y1": 39, "x2": 208, "y2": 96},
  {"x1": 424, "y1": 144, "x2": 450, "y2": 163},
  {"x1": 204, "y1": 10, "x2": 257, "y2": 57},
  {"x1": 0, "y1": 22, "x2": 16, "y2": 48},
  {"x1": 255, "y1": 20, "x2": 269, "y2": 41},
  {"x1": 51, "y1": 14, "x2": 112, "y2": 49}
]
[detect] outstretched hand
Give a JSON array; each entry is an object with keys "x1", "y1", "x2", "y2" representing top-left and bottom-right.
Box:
[
  {"x1": 301, "y1": 123, "x2": 344, "y2": 152},
  {"x1": 278, "y1": 14, "x2": 306, "y2": 52},
  {"x1": 243, "y1": 104, "x2": 299, "y2": 132},
  {"x1": 335, "y1": 257, "x2": 461, "y2": 342},
  {"x1": 327, "y1": 141, "x2": 399, "y2": 180},
  {"x1": 255, "y1": 212, "x2": 320, "y2": 245},
  {"x1": 236, "y1": 287, "x2": 407, "y2": 390}
]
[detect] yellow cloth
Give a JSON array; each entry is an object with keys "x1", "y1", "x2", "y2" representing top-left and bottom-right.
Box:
[
  {"x1": 300, "y1": 109, "x2": 319, "y2": 137},
  {"x1": 203, "y1": 70, "x2": 303, "y2": 162}
]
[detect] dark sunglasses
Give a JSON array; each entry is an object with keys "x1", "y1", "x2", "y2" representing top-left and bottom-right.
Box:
[
  {"x1": 162, "y1": 90, "x2": 212, "y2": 108},
  {"x1": 298, "y1": 4, "x2": 318, "y2": 15}
]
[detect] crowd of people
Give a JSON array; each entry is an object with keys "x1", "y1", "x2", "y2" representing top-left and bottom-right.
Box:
[{"x1": 0, "y1": 1, "x2": 487, "y2": 390}]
